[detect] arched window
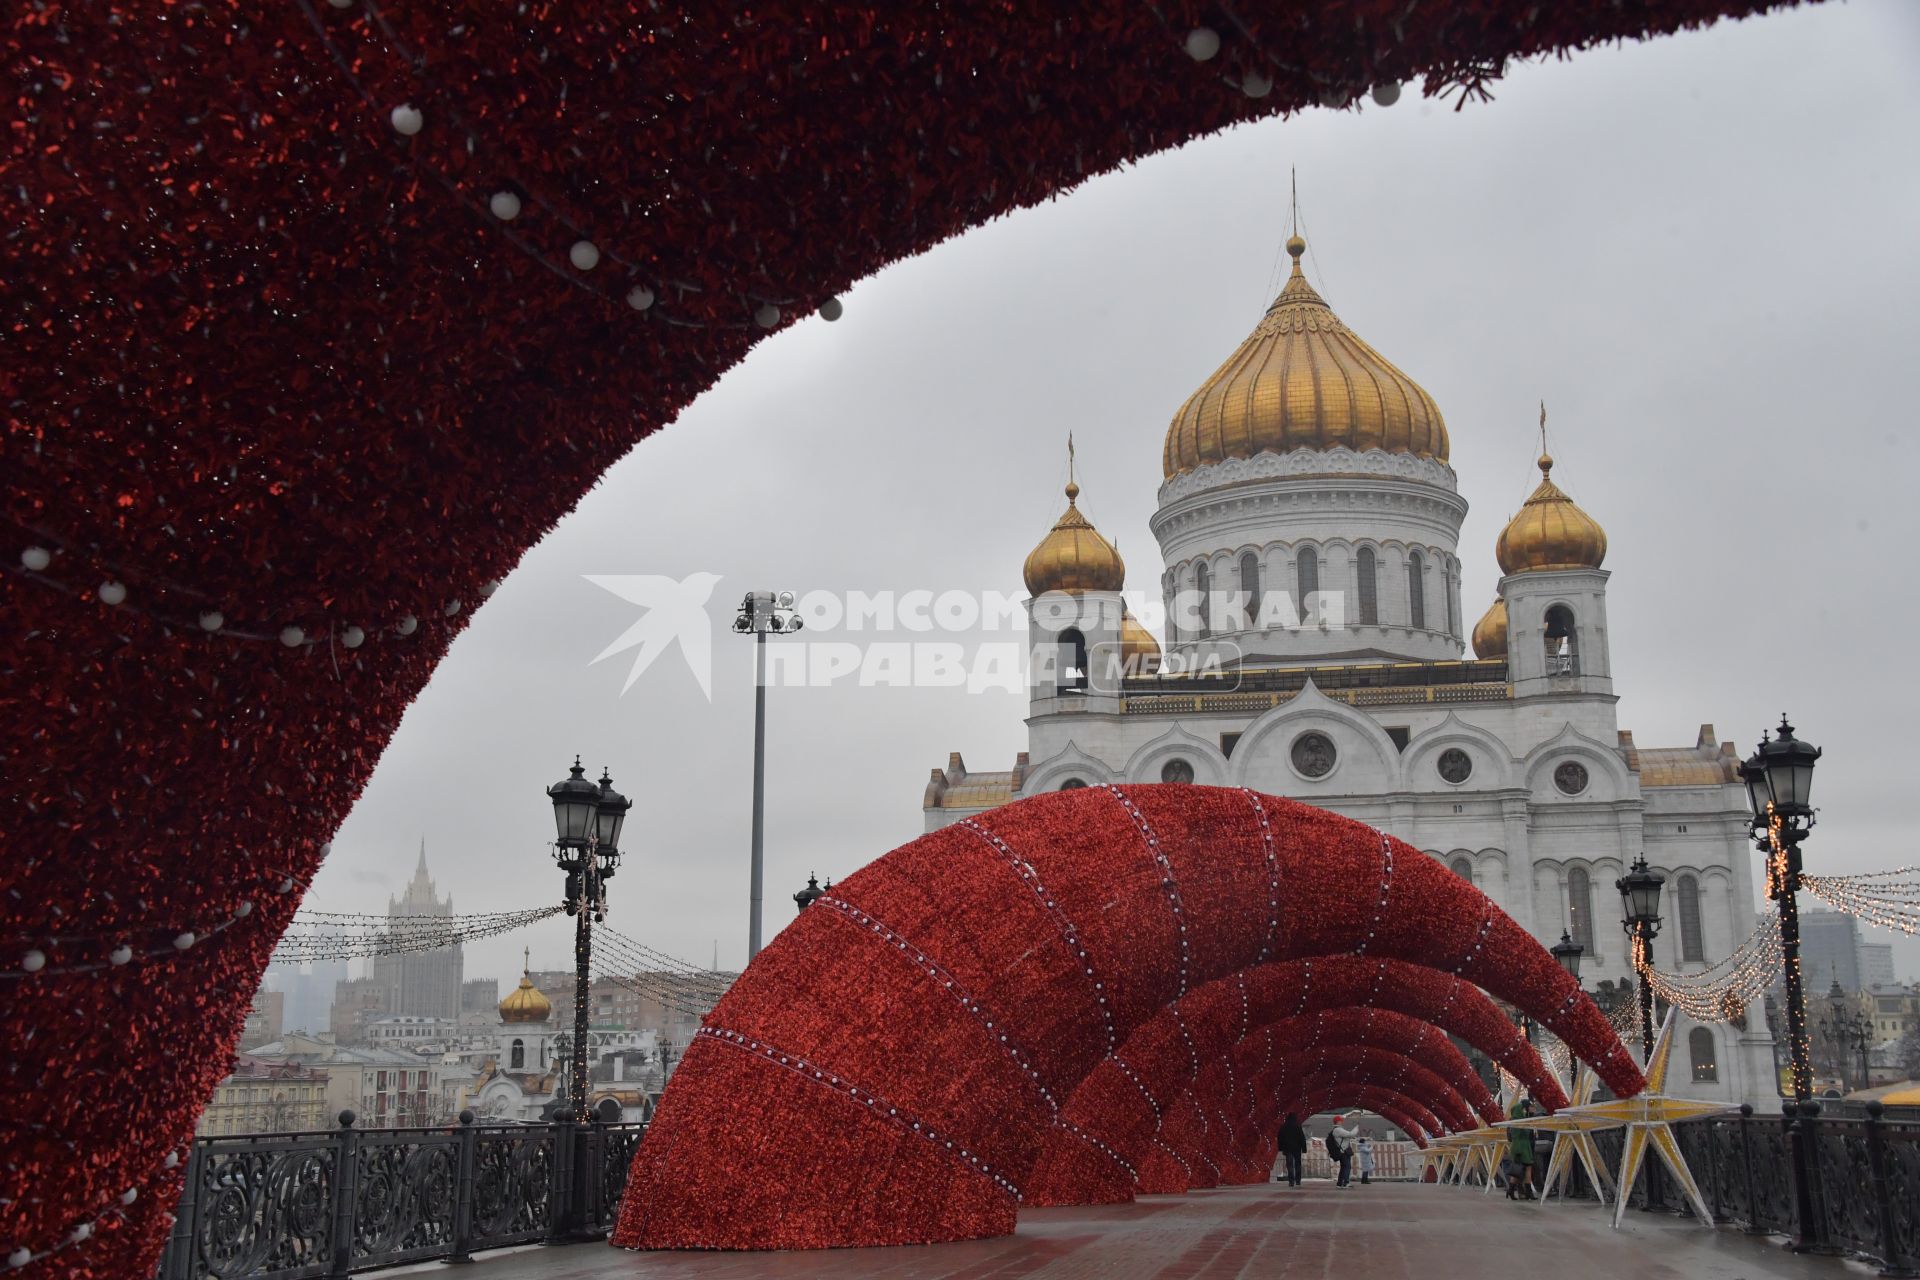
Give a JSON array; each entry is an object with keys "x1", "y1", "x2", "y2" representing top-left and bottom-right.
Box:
[
  {"x1": 1357, "y1": 547, "x2": 1379, "y2": 625},
  {"x1": 1239, "y1": 552, "x2": 1262, "y2": 630},
  {"x1": 1448, "y1": 855, "x2": 1474, "y2": 886},
  {"x1": 510, "y1": 1038, "x2": 525, "y2": 1070},
  {"x1": 1296, "y1": 547, "x2": 1319, "y2": 620},
  {"x1": 1057, "y1": 627, "x2": 1088, "y2": 691},
  {"x1": 1195, "y1": 562, "x2": 1212, "y2": 638},
  {"x1": 1545, "y1": 604, "x2": 1579, "y2": 675},
  {"x1": 1567, "y1": 867, "x2": 1594, "y2": 952},
  {"x1": 1163, "y1": 574, "x2": 1180, "y2": 644},
  {"x1": 1059, "y1": 779, "x2": 1087, "y2": 790},
  {"x1": 1444, "y1": 562, "x2": 1458, "y2": 635},
  {"x1": 1676, "y1": 875, "x2": 1704, "y2": 963},
  {"x1": 1408, "y1": 550, "x2": 1427, "y2": 630},
  {"x1": 1689, "y1": 1027, "x2": 1718, "y2": 1082}
]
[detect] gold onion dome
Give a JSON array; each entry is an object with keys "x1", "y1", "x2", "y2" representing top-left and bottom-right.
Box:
[
  {"x1": 1494, "y1": 454, "x2": 1608, "y2": 574},
  {"x1": 498, "y1": 972, "x2": 553, "y2": 1024},
  {"x1": 1162, "y1": 234, "x2": 1449, "y2": 478},
  {"x1": 1471, "y1": 596, "x2": 1509, "y2": 660},
  {"x1": 1023, "y1": 480, "x2": 1126, "y2": 595},
  {"x1": 1120, "y1": 609, "x2": 1161, "y2": 673}
]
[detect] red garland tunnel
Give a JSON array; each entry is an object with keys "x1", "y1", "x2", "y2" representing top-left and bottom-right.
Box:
[{"x1": 614, "y1": 786, "x2": 1642, "y2": 1250}]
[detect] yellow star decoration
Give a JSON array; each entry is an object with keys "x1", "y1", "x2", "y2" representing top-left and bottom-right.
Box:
[
  {"x1": 1512, "y1": 1060, "x2": 1618, "y2": 1207},
  {"x1": 1499, "y1": 1009, "x2": 1732, "y2": 1228}
]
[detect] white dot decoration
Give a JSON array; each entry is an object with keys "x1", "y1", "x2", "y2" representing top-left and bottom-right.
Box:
[
  {"x1": 233, "y1": 901, "x2": 254, "y2": 918},
  {"x1": 21, "y1": 950, "x2": 46, "y2": 973},
  {"x1": 118, "y1": 1189, "x2": 137, "y2": 1206},
  {"x1": 20, "y1": 546, "x2": 50, "y2": 571},
  {"x1": 443, "y1": 599, "x2": 462, "y2": 617},
  {"x1": 753, "y1": 303, "x2": 781, "y2": 329},
  {"x1": 396, "y1": 615, "x2": 419, "y2": 635},
  {"x1": 389, "y1": 104, "x2": 424, "y2": 136},
  {"x1": 1242, "y1": 72, "x2": 1273, "y2": 99},
  {"x1": 478, "y1": 579, "x2": 501, "y2": 598},
  {"x1": 1319, "y1": 87, "x2": 1348, "y2": 108},
  {"x1": 569, "y1": 240, "x2": 600, "y2": 271},
  {"x1": 1185, "y1": 27, "x2": 1221, "y2": 61},
  {"x1": 625, "y1": 285, "x2": 656, "y2": 311},
  {"x1": 488, "y1": 190, "x2": 522, "y2": 221},
  {"x1": 198, "y1": 610, "x2": 224, "y2": 632},
  {"x1": 277, "y1": 878, "x2": 296, "y2": 894},
  {"x1": 68, "y1": 1225, "x2": 90, "y2": 1243},
  {"x1": 163, "y1": 1152, "x2": 179, "y2": 1169},
  {"x1": 172, "y1": 932, "x2": 196, "y2": 951},
  {"x1": 341, "y1": 625, "x2": 366, "y2": 649},
  {"x1": 1372, "y1": 81, "x2": 1403, "y2": 106},
  {"x1": 109, "y1": 945, "x2": 132, "y2": 966},
  {"x1": 97, "y1": 581, "x2": 127, "y2": 605},
  {"x1": 8, "y1": 1248, "x2": 30, "y2": 1268},
  {"x1": 279, "y1": 626, "x2": 305, "y2": 648},
  {"x1": 818, "y1": 297, "x2": 844, "y2": 322}
]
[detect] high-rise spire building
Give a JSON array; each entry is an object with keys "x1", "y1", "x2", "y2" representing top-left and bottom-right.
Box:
[{"x1": 370, "y1": 838, "x2": 464, "y2": 1021}]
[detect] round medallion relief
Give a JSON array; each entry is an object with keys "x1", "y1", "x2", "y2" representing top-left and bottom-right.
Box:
[
  {"x1": 1160, "y1": 758, "x2": 1195, "y2": 784},
  {"x1": 1553, "y1": 761, "x2": 1590, "y2": 795},
  {"x1": 1290, "y1": 731, "x2": 1337, "y2": 779},
  {"x1": 1437, "y1": 748, "x2": 1473, "y2": 785}
]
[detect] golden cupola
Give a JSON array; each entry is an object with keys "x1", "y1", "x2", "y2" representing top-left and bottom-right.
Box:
[
  {"x1": 1495, "y1": 453, "x2": 1608, "y2": 574},
  {"x1": 1023, "y1": 480, "x2": 1126, "y2": 595},
  {"x1": 1471, "y1": 597, "x2": 1509, "y2": 660},
  {"x1": 1120, "y1": 609, "x2": 1161, "y2": 674},
  {"x1": 1162, "y1": 234, "x2": 1449, "y2": 478},
  {"x1": 498, "y1": 969, "x2": 553, "y2": 1025}
]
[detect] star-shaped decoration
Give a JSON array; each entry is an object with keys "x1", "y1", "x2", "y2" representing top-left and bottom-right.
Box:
[
  {"x1": 1499, "y1": 1009, "x2": 1732, "y2": 1227},
  {"x1": 1513, "y1": 1060, "x2": 1619, "y2": 1206}
]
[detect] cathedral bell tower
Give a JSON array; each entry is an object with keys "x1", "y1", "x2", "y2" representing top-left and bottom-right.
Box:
[{"x1": 1490, "y1": 444, "x2": 1613, "y2": 699}]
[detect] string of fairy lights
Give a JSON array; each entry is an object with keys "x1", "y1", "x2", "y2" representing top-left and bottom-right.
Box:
[
  {"x1": 1632, "y1": 917, "x2": 1781, "y2": 1024},
  {"x1": 1802, "y1": 869, "x2": 1920, "y2": 937},
  {"x1": 272, "y1": 906, "x2": 566, "y2": 961}
]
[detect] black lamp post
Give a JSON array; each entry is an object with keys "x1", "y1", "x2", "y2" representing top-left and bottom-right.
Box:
[
  {"x1": 1616, "y1": 854, "x2": 1666, "y2": 1065},
  {"x1": 1740, "y1": 716, "x2": 1822, "y2": 1104},
  {"x1": 733, "y1": 592, "x2": 804, "y2": 961},
  {"x1": 1817, "y1": 980, "x2": 1873, "y2": 1095},
  {"x1": 793, "y1": 873, "x2": 825, "y2": 912},
  {"x1": 1552, "y1": 930, "x2": 1585, "y2": 987},
  {"x1": 546, "y1": 758, "x2": 629, "y2": 1126}
]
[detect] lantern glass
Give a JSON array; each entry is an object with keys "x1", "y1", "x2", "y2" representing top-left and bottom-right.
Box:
[
  {"x1": 1551, "y1": 931, "x2": 1584, "y2": 981},
  {"x1": 595, "y1": 771, "x2": 631, "y2": 854},
  {"x1": 1740, "y1": 756, "x2": 1772, "y2": 825},
  {"x1": 547, "y1": 759, "x2": 600, "y2": 847},
  {"x1": 1761, "y1": 719, "x2": 1820, "y2": 818},
  {"x1": 1616, "y1": 857, "x2": 1665, "y2": 928}
]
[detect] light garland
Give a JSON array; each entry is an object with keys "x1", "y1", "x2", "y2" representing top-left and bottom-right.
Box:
[
  {"x1": 1802, "y1": 871, "x2": 1920, "y2": 937},
  {"x1": 1632, "y1": 918, "x2": 1779, "y2": 1024},
  {"x1": 270, "y1": 906, "x2": 564, "y2": 961}
]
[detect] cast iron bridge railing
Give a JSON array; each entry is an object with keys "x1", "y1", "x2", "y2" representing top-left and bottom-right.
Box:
[
  {"x1": 156, "y1": 1111, "x2": 647, "y2": 1279},
  {"x1": 1547, "y1": 1101, "x2": 1920, "y2": 1276}
]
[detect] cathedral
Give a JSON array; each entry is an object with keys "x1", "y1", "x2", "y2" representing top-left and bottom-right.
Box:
[{"x1": 922, "y1": 232, "x2": 1773, "y2": 1105}]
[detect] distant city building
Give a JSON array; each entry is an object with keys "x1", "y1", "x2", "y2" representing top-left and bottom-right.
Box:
[
  {"x1": 1859, "y1": 942, "x2": 1896, "y2": 989},
  {"x1": 264, "y1": 954, "x2": 349, "y2": 1036},
  {"x1": 255, "y1": 1041, "x2": 446, "y2": 1129},
  {"x1": 197, "y1": 1055, "x2": 329, "y2": 1137},
  {"x1": 462, "y1": 977, "x2": 501, "y2": 1019},
  {"x1": 240, "y1": 988, "x2": 285, "y2": 1050},
  {"x1": 366, "y1": 1014, "x2": 456, "y2": 1051},
  {"x1": 330, "y1": 976, "x2": 390, "y2": 1045},
  {"x1": 369, "y1": 841, "x2": 464, "y2": 1021},
  {"x1": 464, "y1": 957, "x2": 658, "y2": 1123},
  {"x1": 1799, "y1": 910, "x2": 1862, "y2": 994}
]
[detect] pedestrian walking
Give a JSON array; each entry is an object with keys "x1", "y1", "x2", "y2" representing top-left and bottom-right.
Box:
[
  {"x1": 1506, "y1": 1097, "x2": 1537, "y2": 1201},
  {"x1": 1328, "y1": 1115, "x2": 1360, "y2": 1189},
  {"x1": 1356, "y1": 1134, "x2": 1375, "y2": 1186},
  {"x1": 1275, "y1": 1113, "x2": 1307, "y2": 1187}
]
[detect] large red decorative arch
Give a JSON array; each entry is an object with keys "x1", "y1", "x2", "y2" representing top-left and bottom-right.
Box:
[
  {"x1": 3, "y1": 4, "x2": 1803, "y2": 1274},
  {"x1": 615, "y1": 786, "x2": 1638, "y2": 1248}
]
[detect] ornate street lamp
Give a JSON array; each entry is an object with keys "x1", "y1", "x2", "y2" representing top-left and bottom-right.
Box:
[
  {"x1": 1741, "y1": 716, "x2": 1822, "y2": 1104},
  {"x1": 733, "y1": 591, "x2": 804, "y2": 961},
  {"x1": 1551, "y1": 930, "x2": 1585, "y2": 986},
  {"x1": 1616, "y1": 854, "x2": 1665, "y2": 1065},
  {"x1": 793, "y1": 873, "x2": 825, "y2": 912}
]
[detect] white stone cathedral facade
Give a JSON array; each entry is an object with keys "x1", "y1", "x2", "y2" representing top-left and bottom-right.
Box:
[{"x1": 923, "y1": 235, "x2": 1774, "y2": 1105}]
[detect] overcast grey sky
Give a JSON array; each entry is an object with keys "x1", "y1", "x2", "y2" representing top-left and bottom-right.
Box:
[{"x1": 309, "y1": 0, "x2": 1920, "y2": 991}]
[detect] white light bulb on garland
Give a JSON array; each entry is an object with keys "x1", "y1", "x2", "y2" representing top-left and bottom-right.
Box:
[
  {"x1": 1319, "y1": 87, "x2": 1349, "y2": 108},
  {"x1": 569, "y1": 241, "x2": 600, "y2": 271},
  {"x1": 8, "y1": 1248, "x2": 29, "y2": 1268},
  {"x1": 119, "y1": 1189, "x2": 137, "y2": 1206},
  {"x1": 98, "y1": 581, "x2": 126, "y2": 605},
  {"x1": 1242, "y1": 72, "x2": 1273, "y2": 99},
  {"x1": 233, "y1": 901, "x2": 253, "y2": 918},
  {"x1": 1185, "y1": 27, "x2": 1221, "y2": 61},
  {"x1": 109, "y1": 945, "x2": 132, "y2": 966},
  {"x1": 163, "y1": 1151, "x2": 179, "y2": 1169},
  {"x1": 279, "y1": 626, "x2": 305, "y2": 648},
  {"x1": 173, "y1": 932, "x2": 196, "y2": 951},
  {"x1": 489, "y1": 190, "x2": 521, "y2": 221},
  {"x1": 278, "y1": 878, "x2": 296, "y2": 894},
  {"x1": 21, "y1": 547, "x2": 50, "y2": 571},
  {"x1": 754, "y1": 303, "x2": 781, "y2": 328},
  {"x1": 478, "y1": 579, "x2": 500, "y2": 598},
  {"x1": 626, "y1": 285, "x2": 655, "y2": 311},
  {"x1": 818, "y1": 297, "x2": 844, "y2": 322},
  {"x1": 443, "y1": 599, "x2": 462, "y2": 617},
  {"x1": 1372, "y1": 81, "x2": 1402, "y2": 106},
  {"x1": 69, "y1": 1225, "x2": 90, "y2": 1243},
  {"x1": 396, "y1": 615, "x2": 418, "y2": 636},
  {"x1": 390, "y1": 104, "x2": 424, "y2": 136},
  {"x1": 20, "y1": 950, "x2": 45, "y2": 973},
  {"x1": 199, "y1": 610, "x2": 224, "y2": 632},
  {"x1": 341, "y1": 625, "x2": 365, "y2": 649}
]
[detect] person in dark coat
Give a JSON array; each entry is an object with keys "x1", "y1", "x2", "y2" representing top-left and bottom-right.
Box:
[
  {"x1": 1506, "y1": 1097, "x2": 1537, "y2": 1201},
  {"x1": 1275, "y1": 1113, "x2": 1308, "y2": 1187}
]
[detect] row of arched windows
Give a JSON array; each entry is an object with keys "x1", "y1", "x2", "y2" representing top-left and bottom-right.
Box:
[{"x1": 1170, "y1": 543, "x2": 1459, "y2": 640}]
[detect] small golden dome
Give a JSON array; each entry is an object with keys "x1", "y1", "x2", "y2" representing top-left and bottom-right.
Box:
[
  {"x1": 1120, "y1": 609, "x2": 1161, "y2": 674},
  {"x1": 1495, "y1": 454, "x2": 1607, "y2": 574},
  {"x1": 1471, "y1": 597, "x2": 1509, "y2": 660},
  {"x1": 498, "y1": 971, "x2": 553, "y2": 1025},
  {"x1": 1024, "y1": 481, "x2": 1125, "y2": 595},
  {"x1": 1163, "y1": 234, "x2": 1449, "y2": 478}
]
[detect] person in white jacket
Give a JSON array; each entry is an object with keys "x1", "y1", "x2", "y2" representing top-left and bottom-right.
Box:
[
  {"x1": 1327, "y1": 1116, "x2": 1361, "y2": 1188},
  {"x1": 1356, "y1": 1134, "x2": 1376, "y2": 1185}
]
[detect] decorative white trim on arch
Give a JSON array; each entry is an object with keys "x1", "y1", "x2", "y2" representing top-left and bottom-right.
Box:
[
  {"x1": 1157, "y1": 447, "x2": 1459, "y2": 503},
  {"x1": 1019, "y1": 742, "x2": 1114, "y2": 796},
  {"x1": 1121, "y1": 725, "x2": 1230, "y2": 786},
  {"x1": 1226, "y1": 678, "x2": 1404, "y2": 790}
]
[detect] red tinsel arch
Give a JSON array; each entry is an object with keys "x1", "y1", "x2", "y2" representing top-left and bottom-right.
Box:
[
  {"x1": 615, "y1": 786, "x2": 1637, "y2": 1248},
  {"x1": 2, "y1": 2, "x2": 1807, "y2": 1273}
]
